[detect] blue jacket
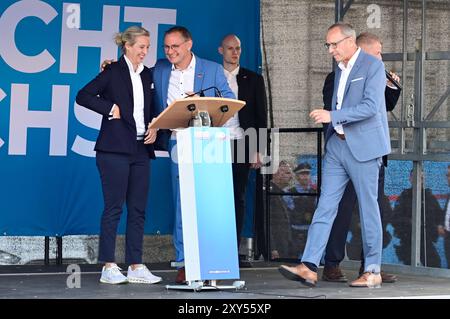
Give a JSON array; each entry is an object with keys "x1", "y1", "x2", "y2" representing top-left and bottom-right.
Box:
[
  {"x1": 152, "y1": 54, "x2": 235, "y2": 113},
  {"x1": 327, "y1": 50, "x2": 391, "y2": 162},
  {"x1": 152, "y1": 54, "x2": 235, "y2": 149}
]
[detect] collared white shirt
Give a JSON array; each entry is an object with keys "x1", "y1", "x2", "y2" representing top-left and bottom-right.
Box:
[
  {"x1": 335, "y1": 47, "x2": 361, "y2": 135},
  {"x1": 223, "y1": 66, "x2": 243, "y2": 140},
  {"x1": 445, "y1": 196, "x2": 450, "y2": 232},
  {"x1": 124, "y1": 55, "x2": 145, "y2": 138},
  {"x1": 167, "y1": 54, "x2": 196, "y2": 106}
]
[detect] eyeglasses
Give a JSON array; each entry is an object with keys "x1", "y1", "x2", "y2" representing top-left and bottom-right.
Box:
[
  {"x1": 162, "y1": 41, "x2": 187, "y2": 51},
  {"x1": 324, "y1": 36, "x2": 350, "y2": 49}
]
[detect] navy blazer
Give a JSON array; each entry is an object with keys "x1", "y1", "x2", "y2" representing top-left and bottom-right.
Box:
[
  {"x1": 237, "y1": 67, "x2": 267, "y2": 132},
  {"x1": 76, "y1": 56, "x2": 156, "y2": 158},
  {"x1": 236, "y1": 67, "x2": 268, "y2": 153}
]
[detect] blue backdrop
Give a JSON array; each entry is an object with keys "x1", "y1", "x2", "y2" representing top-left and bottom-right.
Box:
[{"x1": 0, "y1": 0, "x2": 261, "y2": 236}]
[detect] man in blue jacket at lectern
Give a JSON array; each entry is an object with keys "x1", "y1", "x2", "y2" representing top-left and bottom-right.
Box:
[{"x1": 152, "y1": 26, "x2": 235, "y2": 284}]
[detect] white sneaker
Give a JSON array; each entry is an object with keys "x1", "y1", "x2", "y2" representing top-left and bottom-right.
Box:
[
  {"x1": 100, "y1": 265, "x2": 128, "y2": 284},
  {"x1": 127, "y1": 264, "x2": 162, "y2": 284}
]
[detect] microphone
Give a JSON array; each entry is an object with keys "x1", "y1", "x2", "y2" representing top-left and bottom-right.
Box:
[
  {"x1": 385, "y1": 70, "x2": 402, "y2": 90},
  {"x1": 185, "y1": 86, "x2": 223, "y2": 98},
  {"x1": 213, "y1": 87, "x2": 223, "y2": 98}
]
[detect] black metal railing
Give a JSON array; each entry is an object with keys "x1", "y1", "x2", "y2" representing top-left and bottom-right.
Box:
[{"x1": 261, "y1": 127, "x2": 323, "y2": 261}]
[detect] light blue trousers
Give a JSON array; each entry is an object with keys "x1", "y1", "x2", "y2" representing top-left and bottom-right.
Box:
[{"x1": 301, "y1": 134, "x2": 383, "y2": 273}]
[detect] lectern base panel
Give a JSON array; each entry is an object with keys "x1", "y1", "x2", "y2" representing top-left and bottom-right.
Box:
[{"x1": 165, "y1": 280, "x2": 245, "y2": 292}]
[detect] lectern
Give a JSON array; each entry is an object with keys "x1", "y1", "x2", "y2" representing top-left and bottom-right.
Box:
[
  {"x1": 149, "y1": 97, "x2": 246, "y2": 130},
  {"x1": 150, "y1": 97, "x2": 247, "y2": 291}
]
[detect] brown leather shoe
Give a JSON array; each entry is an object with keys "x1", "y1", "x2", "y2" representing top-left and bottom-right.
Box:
[
  {"x1": 322, "y1": 265, "x2": 348, "y2": 282},
  {"x1": 278, "y1": 264, "x2": 317, "y2": 287},
  {"x1": 380, "y1": 271, "x2": 397, "y2": 283},
  {"x1": 349, "y1": 272, "x2": 382, "y2": 288},
  {"x1": 359, "y1": 266, "x2": 397, "y2": 283},
  {"x1": 175, "y1": 267, "x2": 186, "y2": 284}
]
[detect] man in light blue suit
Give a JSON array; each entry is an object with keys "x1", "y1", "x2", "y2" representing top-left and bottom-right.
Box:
[
  {"x1": 279, "y1": 22, "x2": 390, "y2": 288},
  {"x1": 152, "y1": 26, "x2": 235, "y2": 284}
]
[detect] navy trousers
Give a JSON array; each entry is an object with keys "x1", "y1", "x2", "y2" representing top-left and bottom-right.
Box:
[
  {"x1": 231, "y1": 138, "x2": 252, "y2": 249},
  {"x1": 96, "y1": 141, "x2": 150, "y2": 264}
]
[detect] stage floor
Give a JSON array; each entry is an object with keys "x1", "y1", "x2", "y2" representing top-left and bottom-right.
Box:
[{"x1": 1, "y1": 262, "x2": 449, "y2": 299}]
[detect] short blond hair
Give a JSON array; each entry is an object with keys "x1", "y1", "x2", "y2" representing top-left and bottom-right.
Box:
[
  {"x1": 356, "y1": 32, "x2": 382, "y2": 46},
  {"x1": 115, "y1": 26, "x2": 149, "y2": 54}
]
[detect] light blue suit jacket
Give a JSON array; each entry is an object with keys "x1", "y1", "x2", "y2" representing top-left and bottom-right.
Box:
[
  {"x1": 326, "y1": 50, "x2": 391, "y2": 162},
  {"x1": 151, "y1": 54, "x2": 235, "y2": 150},
  {"x1": 152, "y1": 54, "x2": 235, "y2": 114}
]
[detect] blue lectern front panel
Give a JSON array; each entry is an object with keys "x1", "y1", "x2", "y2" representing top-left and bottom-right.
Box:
[{"x1": 177, "y1": 127, "x2": 239, "y2": 281}]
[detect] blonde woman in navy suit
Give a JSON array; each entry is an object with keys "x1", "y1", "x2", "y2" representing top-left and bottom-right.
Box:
[{"x1": 76, "y1": 26, "x2": 162, "y2": 285}]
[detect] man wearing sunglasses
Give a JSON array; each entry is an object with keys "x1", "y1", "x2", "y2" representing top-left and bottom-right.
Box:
[{"x1": 279, "y1": 23, "x2": 390, "y2": 288}]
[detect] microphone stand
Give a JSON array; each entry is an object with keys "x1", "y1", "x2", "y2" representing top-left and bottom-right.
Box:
[{"x1": 185, "y1": 86, "x2": 223, "y2": 98}]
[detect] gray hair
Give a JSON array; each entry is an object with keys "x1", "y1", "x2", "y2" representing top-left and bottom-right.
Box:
[
  {"x1": 115, "y1": 26, "x2": 149, "y2": 54},
  {"x1": 328, "y1": 22, "x2": 356, "y2": 39}
]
